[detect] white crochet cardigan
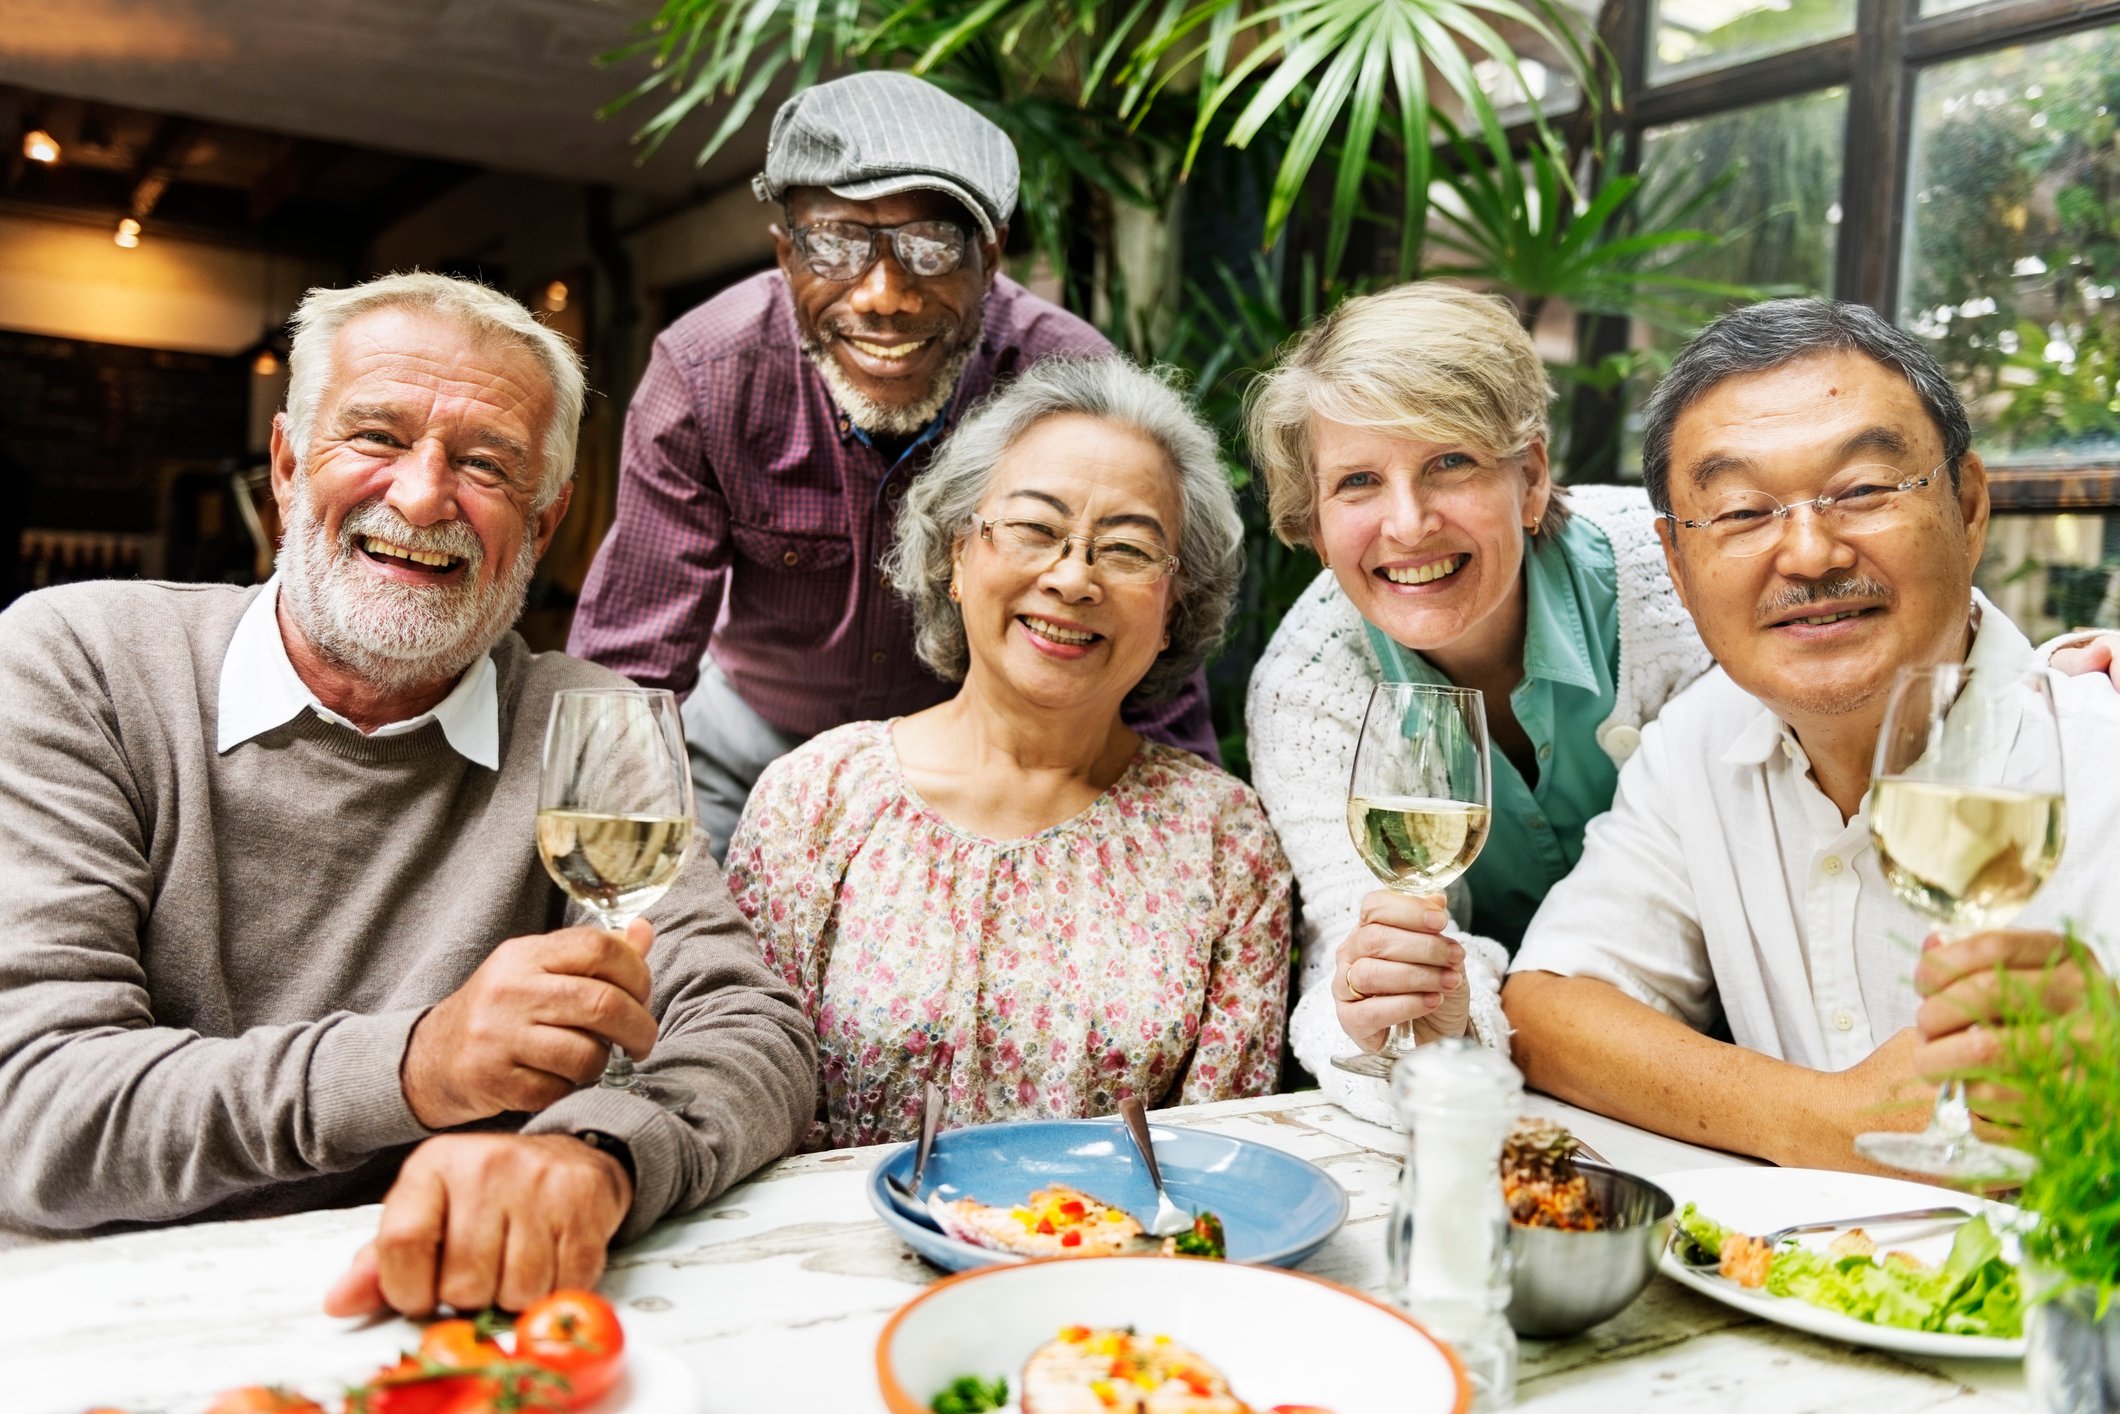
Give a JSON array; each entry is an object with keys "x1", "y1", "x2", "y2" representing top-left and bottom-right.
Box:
[{"x1": 1244, "y1": 484, "x2": 1714, "y2": 1126}]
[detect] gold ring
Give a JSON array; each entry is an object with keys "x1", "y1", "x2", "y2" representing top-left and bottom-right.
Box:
[{"x1": 1344, "y1": 964, "x2": 1368, "y2": 1003}]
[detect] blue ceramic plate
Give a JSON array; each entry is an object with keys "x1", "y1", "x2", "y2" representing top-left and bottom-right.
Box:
[{"x1": 865, "y1": 1116, "x2": 1348, "y2": 1273}]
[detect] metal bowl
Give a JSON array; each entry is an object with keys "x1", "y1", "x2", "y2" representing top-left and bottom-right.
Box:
[{"x1": 1505, "y1": 1162, "x2": 1674, "y2": 1339}]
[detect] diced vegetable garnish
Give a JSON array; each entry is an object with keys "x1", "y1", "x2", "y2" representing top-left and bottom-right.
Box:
[{"x1": 1171, "y1": 1211, "x2": 1227, "y2": 1259}]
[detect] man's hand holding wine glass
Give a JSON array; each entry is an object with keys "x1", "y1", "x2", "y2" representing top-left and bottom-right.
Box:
[
  {"x1": 1910, "y1": 926, "x2": 2108, "y2": 1099},
  {"x1": 401, "y1": 919, "x2": 660, "y2": 1130}
]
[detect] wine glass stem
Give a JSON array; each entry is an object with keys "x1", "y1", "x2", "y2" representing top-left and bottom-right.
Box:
[
  {"x1": 1917, "y1": 920, "x2": 1978, "y2": 1149},
  {"x1": 1927, "y1": 1080, "x2": 1976, "y2": 1145},
  {"x1": 595, "y1": 908, "x2": 640, "y2": 1091}
]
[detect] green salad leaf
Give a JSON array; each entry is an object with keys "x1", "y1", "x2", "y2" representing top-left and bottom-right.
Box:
[
  {"x1": 1674, "y1": 1203, "x2": 1733, "y2": 1266},
  {"x1": 930, "y1": 1373, "x2": 1009, "y2": 1414},
  {"x1": 1688, "y1": 1206, "x2": 2024, "y2": 1340}
]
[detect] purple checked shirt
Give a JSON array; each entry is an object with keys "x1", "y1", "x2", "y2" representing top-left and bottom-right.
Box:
[{"x1": 568, "y1": 270, "x2": 1218, "y2": 758}]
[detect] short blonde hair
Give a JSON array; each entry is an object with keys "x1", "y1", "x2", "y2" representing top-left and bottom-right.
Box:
[
  {"x1": 284, "y1": 271, "x2": 586, "y2": 510},
  {"x1": 1246, "y1": 281, "x2": 1565, "y2": 547}
]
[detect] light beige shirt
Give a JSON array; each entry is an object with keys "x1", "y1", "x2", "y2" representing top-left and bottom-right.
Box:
[{"x1": 1511, "y1": 592, "x2": 2119, "y2": 1071}]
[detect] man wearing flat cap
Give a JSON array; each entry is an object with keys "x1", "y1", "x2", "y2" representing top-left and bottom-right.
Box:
[{"x1": 570, "y1": 72, "x2": 1217, "y2": 851}]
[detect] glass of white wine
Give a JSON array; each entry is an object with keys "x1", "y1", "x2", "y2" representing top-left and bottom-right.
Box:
[
  {"x1": 1856, "y1": 663, "x2": 2066, "y2": 1181},
  {"x1": 1333, "y1": 681, "x2": 1493, "y2": 1081},
  {"x1": 537, "y1": 687, "x2": 697, "y2": 1098}
]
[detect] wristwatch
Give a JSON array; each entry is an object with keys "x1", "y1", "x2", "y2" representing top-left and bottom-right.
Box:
[{"x1": 575, "y1": 1129, "x2": 637, "y2": 1187}]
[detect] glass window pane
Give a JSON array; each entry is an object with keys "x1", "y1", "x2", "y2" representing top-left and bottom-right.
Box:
[
  {"x1": 1975, "y1": 513, "x2": 2120, "y2": 640},
  {"x1": 1652, "y1": 0, "x2": 1854, "y2": 84},
  {"x1": 1901, "y1": 26, "x2": 2120, "y2": 468},
  {"x1": 1614, "y1": 88, "x2": 1849, "y2": 474}
]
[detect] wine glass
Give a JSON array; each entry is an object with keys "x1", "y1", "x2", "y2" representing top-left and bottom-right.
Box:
[
  {"x1": 1332, "y1": 682, "x2": 1493, "y2": 1081},
  {"x1": 1855, "y1": 664, "x2": 2066, "y2": 1181},
  {"x1": 537, "y1": 688, "x2": 697, "y2": 1098}
]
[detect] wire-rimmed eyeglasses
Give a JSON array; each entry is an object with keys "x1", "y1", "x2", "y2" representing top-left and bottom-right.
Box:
[
  {"x1": 971, "y1": 514, "x2": 1179, "y2": 585},
  {"x1": 1661, "y1": 461, "x2": 1947, "y2": 558}
]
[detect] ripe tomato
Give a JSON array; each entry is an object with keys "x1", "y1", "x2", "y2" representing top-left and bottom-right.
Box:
[
  {"x1": 203, "y1": 1389, "x2": 326, "y2": 1414},
  {"x1": 419, "y1": 1320, "x2": 509, "y2": 1369},
  {"x1": 430, "y1": 1378, "x2": 570, "y2": 1414},
  {"x1": 346, "y1": 1356, "x2": 482, "y2": 1414},
  {"x1": 515, "y1": 1289, "x2": 626, "y2": 1410}
]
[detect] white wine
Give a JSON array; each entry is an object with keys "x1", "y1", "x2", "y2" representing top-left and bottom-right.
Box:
[
  {"x1": 537, "y1": 809, "x2": 694, "y2": 921},
  {"x1": 1868, "y1": 778, "x2": 2065, "y2": 932},
  {"x1": 1347, "y1": 795, "x2": 1491, "y2": 894}
]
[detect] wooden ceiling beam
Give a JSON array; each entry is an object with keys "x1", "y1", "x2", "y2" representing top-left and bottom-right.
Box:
[
  {"x1": 248, "y1": 136, "x2": 321, "y2": 224},
  {"x1": 126, "y1": 117, "x2": 195, "y2": 222}
]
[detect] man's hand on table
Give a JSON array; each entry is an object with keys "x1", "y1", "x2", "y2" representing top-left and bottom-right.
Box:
[
  {"x1": 1784, "y1": 1026, "x2": 1935, "y2": 1172},
  {"x1": 2049, "y1": 631, "x2": 2120, "y2": 687},
  {"x1": 1333, "y1": 889, "x2": 1470, "y2": 1053},
  {"x1": 323, "y1": 1132, "x2": 633, "y2": 1317},
  {"x1": 402, "y1": 920, "x2": 658, "y2": 1129}
]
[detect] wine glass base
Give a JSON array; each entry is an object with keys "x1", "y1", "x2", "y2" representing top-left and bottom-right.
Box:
[
  {"x1": 1329, "y1": 1051, "x2": 1397, "y2": 1081},
  {"x1": 1853, "y1": 1129, "x2": 2037, "y2": 1182}
]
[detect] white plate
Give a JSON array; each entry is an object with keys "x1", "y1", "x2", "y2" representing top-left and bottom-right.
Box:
[
  {"x1": 1656, "y1": 1166, "x2": 2026, "y2": 1360},
  {"x1": 876, "y1": 1255, "x2": 1471, "y2": 1414},
  {"x1": 584, "y1": 1342, "x2": 699, "y2": 1414}
]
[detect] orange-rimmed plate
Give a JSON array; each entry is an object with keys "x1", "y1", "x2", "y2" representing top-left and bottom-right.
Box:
[{"x1": 877, "y1": 1255, "x2": 1472, "y2": 1414}]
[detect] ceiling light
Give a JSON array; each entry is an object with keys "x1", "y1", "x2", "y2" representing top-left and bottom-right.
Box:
[
  {"x1": 252, "y1": 349, "x2": 280, "y2": 376},
  {"x1": 115, "y1": 217, "x2": 142, "y2": 249},
  {"x1": 544, "y1": 281, "x2": 569, "y2": 312},
  {"x1": 23, "y1": 129, "x2": 59, "y2": 164}
]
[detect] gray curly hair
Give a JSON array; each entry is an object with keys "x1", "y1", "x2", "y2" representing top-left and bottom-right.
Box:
[{"x1": 883, "y1": 357, "x2": 1243, "y2": 705}]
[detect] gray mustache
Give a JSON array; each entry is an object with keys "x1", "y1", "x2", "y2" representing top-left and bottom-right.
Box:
[
  {"x1": 338, "y1": 502, "x2": 484, "y2": 570},
  {"x1": 1757, "y1": 575, "x2": 1894, "y2": 622}
]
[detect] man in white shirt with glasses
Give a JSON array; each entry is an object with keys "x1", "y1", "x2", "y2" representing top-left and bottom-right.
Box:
[{"x1": 1503, "y1": 298, "x2": 2116, "y2": 1172}]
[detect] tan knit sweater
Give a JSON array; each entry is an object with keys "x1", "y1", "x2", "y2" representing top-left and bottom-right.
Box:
[{"x1": 0, "y1": 581, "x2": 816, "y2": 1245}]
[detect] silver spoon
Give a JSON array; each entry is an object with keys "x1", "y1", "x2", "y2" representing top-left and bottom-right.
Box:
[
  {"x1": 1674, "y1": 1205, "x2": 1973, "y2": 1270},
  {"x1": 882, "y1": 1081, "x2": 945, "y2": 1223},
  {"x1": 1117, "y1": 1095, "x2": 1194, "y2": 1238}
]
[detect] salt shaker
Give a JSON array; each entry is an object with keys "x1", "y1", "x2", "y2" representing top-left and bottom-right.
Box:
[{"x1": 1387, "y1": 1037, "x2": 1523, "y2": 1408}]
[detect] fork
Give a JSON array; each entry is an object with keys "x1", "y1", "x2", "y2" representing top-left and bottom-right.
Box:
[
  {"x1": 881, "y1": 1081, "x2": 945, "y2": 1222},
  {"x1": 1118, "y1": 1095, "x2": 1194, "y2": 1238},
  {"x1": 1675, "y1": 1205, "x2": 1974, "y2": 1269}
]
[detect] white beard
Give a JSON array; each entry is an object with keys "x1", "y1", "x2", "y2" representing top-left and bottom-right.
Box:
[
  {"x1": 277, "y1": 475, "x2": 538, "y2": 694},
  {"x1": 802, "y1": 327, "x2": 980, "y2": 436}
]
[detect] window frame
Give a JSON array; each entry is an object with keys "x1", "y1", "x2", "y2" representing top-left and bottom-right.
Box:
[{"x1": 1591, "y1": 0, "x2": 2120, "y2": 508}]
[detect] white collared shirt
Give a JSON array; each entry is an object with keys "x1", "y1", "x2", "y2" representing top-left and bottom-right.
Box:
[
  {"x1": 1511, "y1": 592, "x2": 2120, "y2": 1071},
  {"x1": 217, "y1": 576, "x2": 501, "y2": 769}
]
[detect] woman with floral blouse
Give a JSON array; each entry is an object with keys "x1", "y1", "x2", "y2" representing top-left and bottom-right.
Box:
[{"x1": 725, "y1": 357, "x2": 1290, "y2": 1149}]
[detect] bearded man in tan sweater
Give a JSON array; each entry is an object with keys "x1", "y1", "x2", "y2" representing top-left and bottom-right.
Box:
[{"x1": 0, "y1": 273, "x2": 816, "y2": 1318}]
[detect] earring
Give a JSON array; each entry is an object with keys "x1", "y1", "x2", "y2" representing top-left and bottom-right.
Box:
[
  {"x1": 947, "y1": 580, "x2": 961, "y2": 602},
  {"x1": 1525, "y1": 520, "x2": 1540, "y2": 538}
]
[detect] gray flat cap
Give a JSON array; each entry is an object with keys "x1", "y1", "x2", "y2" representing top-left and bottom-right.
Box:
[{"x1": 751, "y1": 71, "x2": 1018, "y2": 243}]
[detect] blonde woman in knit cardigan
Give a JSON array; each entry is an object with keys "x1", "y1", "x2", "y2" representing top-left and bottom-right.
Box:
[{"x1": 1244, "y1": 283, "x2": 1712, "y2": 1125}]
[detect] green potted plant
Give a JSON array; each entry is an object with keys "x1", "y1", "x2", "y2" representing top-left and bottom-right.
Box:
[{"x1": 1972, "y1": 931, "x2": 2120, "y2": 1411}]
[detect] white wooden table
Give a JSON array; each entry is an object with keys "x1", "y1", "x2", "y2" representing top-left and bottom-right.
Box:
[{"x1": 3, "y1": 1090, "x2": 2029, "y2": 1413}]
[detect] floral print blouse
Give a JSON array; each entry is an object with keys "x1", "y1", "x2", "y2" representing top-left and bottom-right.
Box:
[{"x1": 725, "y1": 721, "x2": 1293, "y2": 1150}]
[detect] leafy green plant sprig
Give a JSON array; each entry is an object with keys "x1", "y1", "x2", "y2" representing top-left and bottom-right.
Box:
[{"x1": 1958, "y1": 927, "x2": 2120, "y2": 1315}]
